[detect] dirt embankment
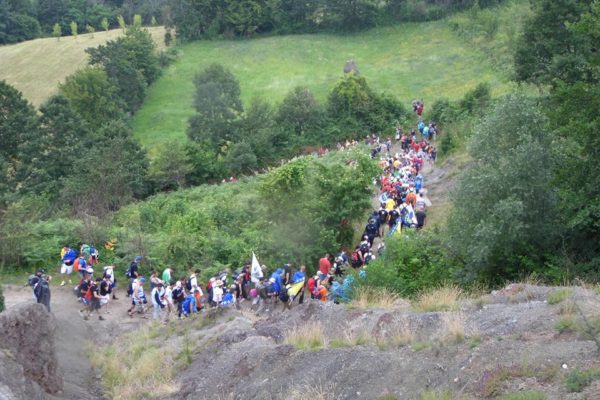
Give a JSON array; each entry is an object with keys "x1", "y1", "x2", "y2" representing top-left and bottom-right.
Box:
[{"x1": 170, "y1": 284, "x2": 599, "y2": 400}]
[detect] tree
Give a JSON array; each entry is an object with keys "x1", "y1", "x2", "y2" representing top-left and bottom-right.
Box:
[
  {"x1": 276, "y1": 86, "x2": 323, "y2": 137},
  {"x1": 187, "y1": 64, "x2": 243, "y2": 151},
  {"x1": 224, "y1": 141, "x2": 258, "y2": 174},
  {"x1": 324, "y1": 0, "x2": 379, "y2": 31},
  {"x1": 16, "y1": 95, "x2": 90, "y2": 196},
  {"x1": 514, "y1": 0, "x2": 592, "y2": 85},
  {"x1": 37, "y1": 0, "x2": 69, "y2": 33},
  {"x1": 86, "y1": 26, "x2": 160, "y2": 112},
  {"x1": 52, "y1": 22, "x2": 61, "y2": 39},
  {"x1": 447, "y1": 93, "x2": 558, "y2": 282},
  {"x1": 59, "y1": 68, "x2": 126, "y2": 129},
  {"x1": 101, "y1": 17, "x2": 109, "y2": 31},
  {"x1": 69, "y1": 20, "x2": 77, "y2": 37},
  {"x1": 62, "y1": 120, "x2": 148, "y2": 216},
  {"x1": 0, "y1": 80, "x2": 38, "y2": 162},
  {"x1": 133, "y1": 14, "x2": 142, "y2": 28},
  {"x1": 117, "y1": 14, "x2": 126, "y2": 31},
  {"x1": 149, "y1": 140, "x2": 193, "y2": 191},
  {"x1": 85, "y1": 24, "x2": 95, "y2": 36}
]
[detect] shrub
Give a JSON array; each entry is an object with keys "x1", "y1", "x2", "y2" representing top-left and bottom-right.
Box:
[
  {"x1": 499, "y1": 391, "x2": 547, "y2": 400},
  {"x1": 547, "y1": 288, "x2": 570, "y2": 305},
  {"x1": 363, "y1": 231, "x2": 454, "y2": 297},
  {"x1": 554, "y1": 316, "x2": 578, "y2": 334},
  {"x1": 565, "y1": 367, "x2": 600, "y2": 392},
  {"x1": 429, "y1": 98, "x2": 457, "y2": 124},
  {"x1": 459, "y1": 82, "x2": 491, "y2": 115}
]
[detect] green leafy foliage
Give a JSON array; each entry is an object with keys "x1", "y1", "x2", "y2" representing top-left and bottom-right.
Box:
[
  {"x1": 276, "y1": 86, "x2": 324, "y2": 138},
  {"x1": 86, "y1": 27, "x2": 160, "y2": 113},
  {"x1": 448, "y1": 93, "x2": 559, "y2": 282},
  {"x1": 514, "y1": 0, "x2": 593, "y2": 86},
  {"x1": 361, "y1": 231, "x2": 454, "y2": 297},
  {"x1": 171, "y1": 0, "x2": 498, "y2": 40},
  {"x1": 187, "y1": 64, "x2": 243, "y2": 150},
  {"x1": 565, "y1": 367, "x2": 600, "y2": 393},
  {"x1": 458, "y1": 82, "x2": 491, "y2": 116},
  {"x1": 0, "y1": 80, "x2": 38, "y2": 162},
  {"x1": 17, "y1": 94, "x2": 90, "y2": 195},
  {"x1": 149, "y1": 141, "x2": 193, "y2": 191},
  {"x1": 59, "y1": 68, "x2": 126, "y2": 129},
  {"x1": 328, "y1": 73, "x2": 406, "y2": 136},
  {"x1": 106, "y1": 149, "x2": 377, "y2": 274}
]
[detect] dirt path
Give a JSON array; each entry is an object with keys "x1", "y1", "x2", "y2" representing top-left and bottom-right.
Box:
[{"x1": 4, "y1": 284, "x2": 145, "y2": 399}]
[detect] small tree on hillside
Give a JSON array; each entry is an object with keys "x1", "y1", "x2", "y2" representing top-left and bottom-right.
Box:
[
  {"x1": 276, "y1": 86, "x2": 323, "y2": 137},
  {"x1": 86, "y1": 24, "x2": 95, "y2": 37},
  {"x1": 151, "y1": 16, "x2": 158, "y2": 26},
  {"x1": 133, "y1": 14, "x2": 142, "y2": 28},
  {"x1": 117, "y1": 15, "x2": 126, "y2": 32},
  {"x1": 101, "y1": 17, "x2": 109, "y2": 32},
  {"x1": 187, "y1": 64, "x2": 243, "y2": 152},
  {"x1": 70, "y1": 21, "x2": 77, "y2": 37},
  {"x1": 52, "y1": 23, "x2": 61, "y2": 40}
]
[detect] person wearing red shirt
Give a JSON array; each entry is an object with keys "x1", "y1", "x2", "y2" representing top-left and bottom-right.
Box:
[{"x1": 318, "y1": 254, "x2": 331, "y2": 278}]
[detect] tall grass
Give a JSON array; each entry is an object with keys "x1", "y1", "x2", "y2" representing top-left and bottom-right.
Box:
[
  {"x1": 89, "y1": 322, "x2": 179, "y2": 400},
  {"x1": 284, "y1": 321, "x2": 326, "y2": 351},
  {"x1": 350, "y1": 286, "x2": 403, "y2": 309},
  {"x1": 441, "y1": 312, "x2": 466, "y2": 344},
  {"x1": 414, "y1": 285, "x2": 463, "y2": 312}
]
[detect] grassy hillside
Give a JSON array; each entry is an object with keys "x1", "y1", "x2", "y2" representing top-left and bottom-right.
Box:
[
  {"x1": 133, "y1": 18, "x2": 515, "y2": 149},
  {"x1": 0, "y1": 27, "x2": 166, "y2": 107}
]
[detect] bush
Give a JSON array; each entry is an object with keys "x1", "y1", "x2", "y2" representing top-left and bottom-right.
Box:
[
  {"x1": 362, "y1": 231, "x2": 454, "y2": 297},
  {"x1": 565, "y1": 367, "x2": 600, "y2": 393},
  {"x1": 459, "y1": 82, "x2": 491, "y2": 115},
  {"x1": 429, "y1": 98, "x2": 457, "y2": 124}
]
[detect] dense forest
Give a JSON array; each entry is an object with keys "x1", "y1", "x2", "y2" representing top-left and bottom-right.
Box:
[{"x1": 0, "y1": 0, "x2": 598, "y2": 293}]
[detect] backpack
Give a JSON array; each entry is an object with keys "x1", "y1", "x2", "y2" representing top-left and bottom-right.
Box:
[
  {"x1": 74, "y1": 279, "x2": 85, "y2": 298},
  {"x1": 359, "y1": 242, "x2": 370, "y2": 254},
  {"x1": 351, "y1": 251, "x2": 360, "y2": 263},
  {"x1": 27, "y1": 274, "x2": 38, "y2": 287},
  {"x1": 185, "y1": 279, "x2": 192, "y2": 291}
]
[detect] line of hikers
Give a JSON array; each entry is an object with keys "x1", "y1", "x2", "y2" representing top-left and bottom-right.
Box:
[{"x1": 32, "y1": 109, "x2": 434, "y2": 321}]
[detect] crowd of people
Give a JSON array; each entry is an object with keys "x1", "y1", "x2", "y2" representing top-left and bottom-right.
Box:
[{"x1": 27, "y1": 100, "x2": 436, "y2": 323}]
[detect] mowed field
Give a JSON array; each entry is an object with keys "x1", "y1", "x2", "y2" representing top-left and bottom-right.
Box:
[
  {"x1": 0, "y1": 27, "x2": 166, "y2": 107},
  {"x1": 133, "y1": 20, "x2": 511, "y2": 149}
]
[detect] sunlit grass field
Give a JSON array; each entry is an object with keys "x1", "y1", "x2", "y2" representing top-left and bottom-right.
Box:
[
  {"x1": 133, "y1": 20, "x2": 512, "y2": 149},
  {"x1": 0, "y1": 27, "x2": 166, "y2": 107}
]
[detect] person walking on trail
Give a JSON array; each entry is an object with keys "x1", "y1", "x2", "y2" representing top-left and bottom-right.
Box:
[
  {"x1": 103, "y1": 265, "x2": 118, "y2": 300},
  {"x1": 29, "y1": 269, "x2": 52, "y2": 312},
  {"x1": 90, "y1": 277, "x2": 106, "y2": 321},
  {"x1": 60, "y1": 245, "x2": 76, "y2": 286},
  {"x1": 318, "y1": 253, "x2": 331, "y2": 280},
  {"x1": 250, "y1": 261, "x2": 264, "y2": 285},
  {"x1": 162, "y1": 267, "x2": 174, "y2": 285},
  {"x1": 99, "y1": 274, "x2": 112, "y2": 315},
  {"x1": 128, "y1": 277, "x2": 147, "y2": 318},
  {"x1": 151, "y1": 281, "x2": 166, "y2": 321}
]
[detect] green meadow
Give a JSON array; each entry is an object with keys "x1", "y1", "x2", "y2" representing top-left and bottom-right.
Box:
[{"x1": 133, "y1": 20, "x2": 511, "y2": 150}]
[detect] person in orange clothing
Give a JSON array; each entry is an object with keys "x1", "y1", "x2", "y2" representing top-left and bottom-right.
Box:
[
  {"x1": 317, "y1": 280, "x2": 328, "y2": 302},
  {"x1": 406, "y1": 191, "x2": 417, "y2": 208}
]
